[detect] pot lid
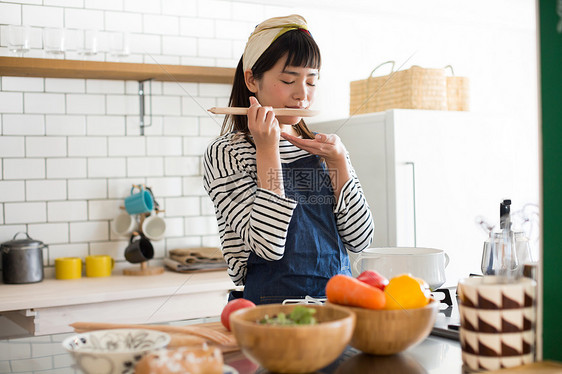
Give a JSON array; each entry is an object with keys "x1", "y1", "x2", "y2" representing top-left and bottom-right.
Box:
[{"x1": 1, "y1": 232, "x2": 45, "y2": 250}]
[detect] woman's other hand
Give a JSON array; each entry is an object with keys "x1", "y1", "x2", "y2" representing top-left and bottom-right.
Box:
[
  {"x1": 247, "y1": 96, "x2": 280, "y2": 149},
  {"x1": 280, "y1": 132, "x2": 346, "y2": 165},
  {"x1": 281, "y1": 132, "x2": 351, "y2": 200}
]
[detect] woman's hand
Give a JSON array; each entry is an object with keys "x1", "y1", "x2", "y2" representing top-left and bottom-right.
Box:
[
  {"x1": 248, "y1": 96, "x2": 285, "y2": 196},
  {"x1": 281, "y1": 131, "x2": 351, "y2": 200},
  {"x1": 280, "y1": 132, "x2": 347, "y2": 165},
  {"x1": 247, "y1": 96, "x2": 280, "y2": 149}
]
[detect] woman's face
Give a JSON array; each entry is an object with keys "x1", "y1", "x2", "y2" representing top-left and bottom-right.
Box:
[{"x1": 248, "y1": 55, "x2": 319, "y2": 125}]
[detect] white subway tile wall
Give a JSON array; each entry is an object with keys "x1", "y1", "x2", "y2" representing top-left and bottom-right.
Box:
[
  {"x1": 0, "y1": 136, "x2": 24, "y2": 157},
  {"x1": 64, "y1": 7, "x2": 104, "y2": 29},
  {"x1": 0, "y1": 3, "x2": 21, "y2": 25},
  {"x1": 25, "y1": 93, "x2": 65, "y2": 114},
  {"x1": 46, "y1": 115, "x2": 86, "y2": 135},
  {"x1": 3, "y1": 114, "x2": 45, "y2": 135},
  {"x1": 2, "y1": 77, "x2": 44, "y2": 92},
  {"x1": 26, "y1": 180, "x2": 67, "y2": 201},
  {"x1": 23, "y1": 5, "x2": 64, "y2": 28},
  {"x1": 0, "y1": 92, "x2": 23, "y2": 113},
  {"x1": 45, "y1": 78, "x2": 85, "y2": 93},
  {"x1": 0, "y1": 0, "x2": 266, "y2": 274},
  {"x1": 68, "y1": 178, "x2": 107, "y2": 199}
]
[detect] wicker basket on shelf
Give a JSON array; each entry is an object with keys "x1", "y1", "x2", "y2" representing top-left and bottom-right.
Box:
[
  {"x1": 349, "y1": 62, "x2": 449, "y2": 115},
  {"x1": 445, "y1": 65, "x2": 470, "y2": 111}
]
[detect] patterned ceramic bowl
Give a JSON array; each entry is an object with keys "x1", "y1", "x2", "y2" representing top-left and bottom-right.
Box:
[{"x1": 62, "y1": 328, "x2": 170, "y2": 374}]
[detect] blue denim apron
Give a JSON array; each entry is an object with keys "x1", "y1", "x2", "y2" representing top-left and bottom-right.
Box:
[{"x1": 241, "y1": 154, "x2": 352, "y2": 305}]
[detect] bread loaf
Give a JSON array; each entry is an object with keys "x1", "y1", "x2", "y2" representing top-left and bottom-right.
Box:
[{"x1": 135, "y1": 345, "x2": 223, "y2": 374}]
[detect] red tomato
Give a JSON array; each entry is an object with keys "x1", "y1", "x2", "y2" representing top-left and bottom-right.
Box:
[
  {"x1": 220, "y1": 298, "x2": 256, "y2": 331},
  {"x1": 357, "y1": 270, "x2": 389, "y2": 291}
]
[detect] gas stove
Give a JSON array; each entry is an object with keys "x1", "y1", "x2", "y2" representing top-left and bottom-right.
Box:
[{"x1": 431, "y1": 287, "x2": 461, "y2": 340}]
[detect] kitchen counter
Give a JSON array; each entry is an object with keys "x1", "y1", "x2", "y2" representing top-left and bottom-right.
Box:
[
  {"x1": 0, "y1": 324, "x2": 463, "y2": 373},
  {"x1": 0, "y1": 269, "x2": 236, "y2": 338},
  {"x1": 0, "y1": 278, "x2": 466, "y2": 372}
]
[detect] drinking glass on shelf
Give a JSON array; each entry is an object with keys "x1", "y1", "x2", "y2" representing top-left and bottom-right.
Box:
[
  {"x1": 43, "y1": 27, "x2": 66, "y2": 58},
  {"x1": 77, "y1": 29, "x2": 99, "y2": 59},
  {"x1": 109, "y1": 31, "x2": 130, "y2": 61},
  {"x1": 7, "y1": 25, "x2": 31, "y2": 57}
]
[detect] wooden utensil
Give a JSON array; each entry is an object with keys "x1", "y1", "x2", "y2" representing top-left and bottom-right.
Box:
[
  {"x1": 208, "y1": 107, "x2": 319, "y2": 117},
  {"x1": 70, "y1": 321, "x2": 236, "y2": 347}
]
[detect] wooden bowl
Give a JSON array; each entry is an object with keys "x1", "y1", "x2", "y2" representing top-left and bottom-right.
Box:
[
  {"x1": 229, "y1": 303, "x2": 355, "y2": 373},
  {"x1": 332, "y1": 300, "x2": 438, "y2": 355}
]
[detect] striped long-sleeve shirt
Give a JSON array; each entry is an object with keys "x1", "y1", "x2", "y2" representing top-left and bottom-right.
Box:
[{"x1": 203, "y1": 132, "x2": 374, "y2": 286}]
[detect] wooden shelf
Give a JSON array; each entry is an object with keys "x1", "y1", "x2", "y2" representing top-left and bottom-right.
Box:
[{"x1": 0, "y1": 56, "x2": 235, "y2": 84}]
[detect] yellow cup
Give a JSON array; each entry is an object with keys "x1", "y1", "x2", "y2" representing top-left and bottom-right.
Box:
[
  {"x1": 85, "y1": 255, "x2": 115, "y2": 277},
  {"x1": 55, "y1": 257, "x2": 82, "y2": 280}
]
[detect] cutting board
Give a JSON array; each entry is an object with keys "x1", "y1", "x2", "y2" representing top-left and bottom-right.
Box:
[
  {"x1": 71, "y1": 320, "x2": 240, "y2": 353},
  {"x1": 189, "y1": 321, "x2": 239, "y2": 353},
  {"x1": 486, "y1": 361, "x2": 562, "y2": 373},
  {"x1": 155, "y1": 321, "x2": 239, "y2": 353}
]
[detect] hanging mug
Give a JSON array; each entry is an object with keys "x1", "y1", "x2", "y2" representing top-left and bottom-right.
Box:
[
  {"x1": 124, "y1": 185, "x2": 153, "y2": 215},
  {"x1": 124, "y1": 233, "x2": 154, "y2": 264},
  {"x1": 111, "y1": 212, "x2": 137, "y2": 237},
  {"x1": 142, "y1": 215, "x2": 166, "y2": 241}
]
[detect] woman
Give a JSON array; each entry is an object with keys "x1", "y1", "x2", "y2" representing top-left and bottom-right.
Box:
[{"x1": 203, "y1": 15, "x2": 374, "y2": 304}]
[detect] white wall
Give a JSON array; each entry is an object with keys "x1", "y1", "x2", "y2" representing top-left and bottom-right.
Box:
[{"x1": 0, "y1": 0, "x2": 539, "y2": 271}]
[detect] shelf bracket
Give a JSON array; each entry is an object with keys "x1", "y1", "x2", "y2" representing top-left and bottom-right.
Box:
[{"x1": 138, "y1": 79, "x2": 153, "y2": 135}]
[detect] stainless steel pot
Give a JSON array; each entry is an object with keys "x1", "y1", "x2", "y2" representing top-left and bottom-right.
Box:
[{"x1": 1, "y1": 232, "x2": 46, "y2": 284}]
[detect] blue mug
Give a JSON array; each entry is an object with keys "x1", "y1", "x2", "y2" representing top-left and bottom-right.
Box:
[{"x1": 124, "y1": 186, "x2": 153, "y2": 215}]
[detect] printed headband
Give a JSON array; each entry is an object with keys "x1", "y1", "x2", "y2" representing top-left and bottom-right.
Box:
[{"x1": 242, "y1": 14, "x2": 309, "y2": 72}]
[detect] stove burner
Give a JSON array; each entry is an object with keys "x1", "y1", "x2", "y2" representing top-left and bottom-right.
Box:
[{"x1": 431, "y1": 287, "x2": 460, "y2": 341}]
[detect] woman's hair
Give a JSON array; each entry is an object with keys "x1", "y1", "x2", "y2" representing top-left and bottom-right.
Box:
[{"x1": 220, "y1": 29, "x2": 321, "y2": 141}]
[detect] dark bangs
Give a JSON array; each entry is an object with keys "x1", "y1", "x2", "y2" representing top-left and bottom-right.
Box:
[
  {"x1": 220, "y1": 28, "x2": 321, "y2": 139},
  {"x1": 282, "y1": 29, "x2": 321, "y2": 70},
  {"x1": 252, "y1": 29, "x2": 321, "y2": 78}
]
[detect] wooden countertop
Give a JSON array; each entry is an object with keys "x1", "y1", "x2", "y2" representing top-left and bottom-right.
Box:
[{"x1": 0, "y1": 269, "x2": 234, "y2": 312}]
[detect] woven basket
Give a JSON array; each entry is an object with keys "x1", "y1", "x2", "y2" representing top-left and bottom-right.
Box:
[
  {"x1": 445, "y1": 65, "x2": 470, "y2": 111},
  {"x1": 350, "y1": 62, "x2": 447, "y2": 115}
]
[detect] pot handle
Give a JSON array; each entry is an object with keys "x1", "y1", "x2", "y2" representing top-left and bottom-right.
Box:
[
  {"x1": 13, "y1": 232, "x2": 32, "y2": 240},
  {"x1": 352, "y1": 255, "x2": 363, "y2": 275},
  {"x1": 444, "y1": 253, "x2": 450, "y2": 268},
  {"x1": 352, "y1": 253, "x2": 380, "y2": 275}
]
